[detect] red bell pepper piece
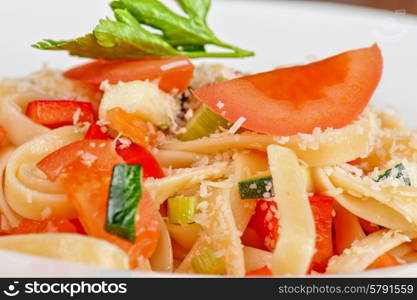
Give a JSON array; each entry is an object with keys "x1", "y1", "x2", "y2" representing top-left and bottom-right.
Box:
[
  {"x1": 84, "y1": 123, "x2": 164, "y2": 179},
  {"x1": 309, "y1": 194, "x2": 334, "y2": 273},
  {"x1": 85, "y1": 122, "x2": 111, "y2": 140},
  {"x1": 245, "y1": 199, "x2": 279, "y2": 252},
  {"x1": 25, "y1": 100, "x2": 95, "y2": 129},
  {"x1": 242, "y1": 195, "x2": 334, "y2": 273}
]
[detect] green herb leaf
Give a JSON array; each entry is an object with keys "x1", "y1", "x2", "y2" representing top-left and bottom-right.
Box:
[
  {"x1": 175, "y1": 0, "x2": 210, "y2": 21},
  {"x1": 375, "y1": 163, "x2": 412, "y2": 186},
  {"x1": 33, "y1": 0, "x2": 254, "y2": 59}
]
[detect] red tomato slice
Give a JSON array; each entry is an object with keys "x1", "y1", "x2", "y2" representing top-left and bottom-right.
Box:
[
  {"x1": 64, "y1": 57, "x2": 194, "y2": 95},
  {"x1": 309, "y1": 194, "x2": 334, "y2": 273},
  {"x1": 37, "y1": 140, "x2": 121, "y2": 181},
  {"x1": 37, "y1": 140, "x2": 160, "y2": 267},
  {"x1": 25, "y1": 100, "x2": 95, "y2": 129},
  {"x1": 194, "y1": 44, "x2": 382, "y2": 135}
]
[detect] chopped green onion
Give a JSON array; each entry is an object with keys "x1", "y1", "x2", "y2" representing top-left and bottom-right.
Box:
[
  {"x1": 238, "y1": 176, "x2": 274, "y2": 199},
  {"x1": 180, "y1": 105, "x2": 230, "y2": 141},
  {"x1": 375, "y1": 163, "x2": 411, "y2": 186},
  {"x1": 105, "y1": 164, "x2": 143, "y2": 242},
  {"x1": 191, "y1": 249, "x2": 226, "y2": 275},
  {"x1": 168, "y1": 196, "x2": 197, "y2": 224}
]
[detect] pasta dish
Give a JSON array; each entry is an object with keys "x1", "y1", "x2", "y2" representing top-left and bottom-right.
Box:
[{"x1": 0, "y1": 0, "x2": 416, "y2": 277}]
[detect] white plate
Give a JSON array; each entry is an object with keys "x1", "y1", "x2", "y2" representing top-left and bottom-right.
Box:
[{"x1": 1, "y1": 0, "x2": 417, "y2": 277}]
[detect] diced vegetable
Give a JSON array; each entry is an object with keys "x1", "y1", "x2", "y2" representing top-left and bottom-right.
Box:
[
  {"x1": 99, "y1": 80, "x2": 180, "y2": 129},
  {"x1": 191, "y1": 248, "x2": 226, "y2": 275},
  {"x1": 84, "y1": 123, "x2": 164, "y2": 179},
  {"x1": 106, "y1": 107, "x2": 156, "y2": 147},
  {"x1": 245, "y1": 266, "x2": 273, "y2": 277},
  {"x1": 238, "y1": 176, "x2": 274, "y2": 199},
  {"x1": 242, "y1": 194, "x2": 333, "y2": 272},
  {"x1": 117, "y1": 144, "x2": 164, "y2": 179},
  {"x1": 64, "y1": 57, "x2": 194, "y2": 95},
  {"x1": 309, "y1": 194, "x2": 334, "y2": 273},
  {"x1": 106, "y1": 164, "x2": 143, "y2": 242},
  {"x1": 85, "y1": 123, "x2": 111, "y2": 140},
  {"x1": 180, "y1": 105, "x2": 230, "y2": 141},
  {"x1": 167, "y1": 197, "x2": 197, "y2": 224},
  {"x1": 238, "y1": 167, "x2": 312, "y2": 199},
  {"x1": 25, "y1": 100, "x2": 95, "y2": 129},
  {"x1": 375, "y1": 163, "x2": 411, "y2": 186},
  {"x1": 194, "y1": 44, "x2": 382, "y2": 135},
  {"x1": 245, "y1": 199, "x2": 279, "y2": 252}
]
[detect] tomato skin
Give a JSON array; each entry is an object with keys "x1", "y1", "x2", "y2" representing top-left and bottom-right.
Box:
[
  {"x1": 194, "y1": 44, "x2": 382, "y2": 135},
  {"x1": 309, "y1": 195, "x2": 334, "y2": 273},
  {"x1": 25, "y1": 100, "x2": 95, "y2": 129},
  {"x1": 245, "y1": 266, "x2": 273, "y2": 277},
  {"x1": 64, "y1": 57, "x2": 194, "y2": 95},
  {"x1": 7, "y1": 216, "x2": 81, "y2": 235}
]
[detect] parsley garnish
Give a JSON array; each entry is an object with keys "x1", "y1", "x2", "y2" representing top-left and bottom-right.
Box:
[{"x1": 33, "y1": 0, "x2": 254, "y2": 59}]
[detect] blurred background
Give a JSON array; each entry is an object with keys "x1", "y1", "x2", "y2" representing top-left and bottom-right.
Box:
[{"x1": 275, "y1": 0, "x2": 417, "y2": 14}]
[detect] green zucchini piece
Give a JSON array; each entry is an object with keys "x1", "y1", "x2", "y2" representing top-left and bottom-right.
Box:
[
  {"x1": 105, "y1": 164, "x2": 143, "y2": 242},
  {"x1": 191, "y1": 249, "x2": 226, "y2": 275},
  {"x1": 375, "y1": 163, "x2": 411, "y2": 186},
  {"x1": 180, "y1": 105, "x2": 230, "y2": 141},
  {"x1": 168, "y1": 196, "x2": 197, "y2": 224},
  {"x1": 238, "y1": 176, "x2": 274, "y2": 199}
]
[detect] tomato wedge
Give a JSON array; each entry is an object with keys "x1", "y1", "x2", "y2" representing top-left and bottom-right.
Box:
[
  {"x1": 37, "y1": 140, "x2": 160, "y2": 267},
  {"x1": 194, "y1": 44, "x2": 382, "y2": 135},
  {"x1": 64, "y1": 57, "x2": 194, "y2": 95},
  {"x1": 25, "y1": 100, "x2": 95, "y2": 129}
]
